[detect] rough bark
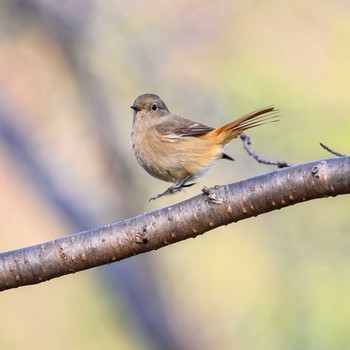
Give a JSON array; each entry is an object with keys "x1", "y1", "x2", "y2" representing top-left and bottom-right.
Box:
[{"x1": 0, "y1": 156, "x2": 349, "y2": 292}]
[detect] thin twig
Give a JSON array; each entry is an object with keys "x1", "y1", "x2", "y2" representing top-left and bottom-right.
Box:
[
  {"x1": 239, "y1": 133, "x2": 290, "y2": 168},
  {"x1": 320, "y1": 143, "x2": 346, "y2": 157}
]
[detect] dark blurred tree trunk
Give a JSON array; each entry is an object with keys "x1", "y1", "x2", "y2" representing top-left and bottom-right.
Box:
[{"x1": 0, "y1": 1, "x2": 190, "y2": 349}]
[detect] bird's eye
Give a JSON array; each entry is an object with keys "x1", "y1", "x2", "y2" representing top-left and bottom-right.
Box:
[{"x1": 151, "y1": 103, "x2": 158, "y2": 111}]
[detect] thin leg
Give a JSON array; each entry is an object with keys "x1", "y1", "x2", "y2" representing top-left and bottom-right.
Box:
[{"x1": 149, "y1": 175, "x2": 195, "y2": 201}]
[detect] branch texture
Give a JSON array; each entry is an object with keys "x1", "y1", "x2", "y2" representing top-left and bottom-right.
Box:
[{"x1": 1, "y1": 157, "x2": 349, "y2": 291}]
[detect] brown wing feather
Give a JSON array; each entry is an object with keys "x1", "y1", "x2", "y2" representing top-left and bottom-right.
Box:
[
  {"x1": 156, "y1": 107, "x2": 278, "y2": 145},
  {"x1": 156, "y1": 115, "x2": 213, "y2": 138}
]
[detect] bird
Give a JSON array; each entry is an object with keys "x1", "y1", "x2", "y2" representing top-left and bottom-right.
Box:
[{"x1": 131, "y1": 93, "x2": 277, "y2": 201}]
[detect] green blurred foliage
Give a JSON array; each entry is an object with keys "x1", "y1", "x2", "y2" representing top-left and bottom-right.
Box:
[{"x1": 0, "y1": 1, "x2": 349, "y2": 349}]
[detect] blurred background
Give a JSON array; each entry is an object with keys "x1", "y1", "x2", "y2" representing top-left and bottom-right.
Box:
[{"x1": 0, "y1": 0, "x2": 349, "y2": 349}]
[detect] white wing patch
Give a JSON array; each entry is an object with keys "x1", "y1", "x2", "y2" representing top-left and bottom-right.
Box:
[{"x1": 160, "y1": 133, "x2": 181, "y2": 142}]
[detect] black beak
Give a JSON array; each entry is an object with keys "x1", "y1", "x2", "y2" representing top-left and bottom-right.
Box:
[{"x1": 130, "y1": 105, "x2": 141, "y2": 111}]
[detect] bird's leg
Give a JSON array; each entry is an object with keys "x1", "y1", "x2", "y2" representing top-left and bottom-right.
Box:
[{"x1": 149, "y1": 175, "x2": 195, "y2": 201}]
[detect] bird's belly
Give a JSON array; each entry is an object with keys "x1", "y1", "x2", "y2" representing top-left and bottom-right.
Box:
[{"x1": 133, "y1": 132, "x2": 222, "y2": 183}]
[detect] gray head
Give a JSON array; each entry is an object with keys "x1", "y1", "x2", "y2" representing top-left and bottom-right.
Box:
[{"x1": 131, "y1": 93, "x2": 170, "y2": 118}]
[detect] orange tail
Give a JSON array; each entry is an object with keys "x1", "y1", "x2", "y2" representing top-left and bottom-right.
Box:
[{"x1": 203, "y1": 106, "x2": 278, "y2": 145}]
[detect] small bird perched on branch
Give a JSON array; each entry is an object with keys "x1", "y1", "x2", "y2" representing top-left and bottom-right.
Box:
[{"x1": 131, "y1": 93, "x2": 277, "y2": 201}]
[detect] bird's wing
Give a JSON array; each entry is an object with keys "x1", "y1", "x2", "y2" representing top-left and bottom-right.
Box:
[{"x1": 155, "y1": 115, "x2": 213, "y2": 140}]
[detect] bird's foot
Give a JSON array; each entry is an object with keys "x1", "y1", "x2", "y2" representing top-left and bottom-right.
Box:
[{"x1": 149, "y1": 176, "x2": 195, "y2": 201}]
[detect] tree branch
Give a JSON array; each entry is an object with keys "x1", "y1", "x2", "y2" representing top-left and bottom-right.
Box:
[
  {"x1": 1, "y1": 156, "x2": 349, "y2": 292},
  {"x1": 320, "y1": 142, "x2": 346, "y2": 157},
  {"x1": 239, "y1": 133, "x2": 291, "y2": 168}
]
